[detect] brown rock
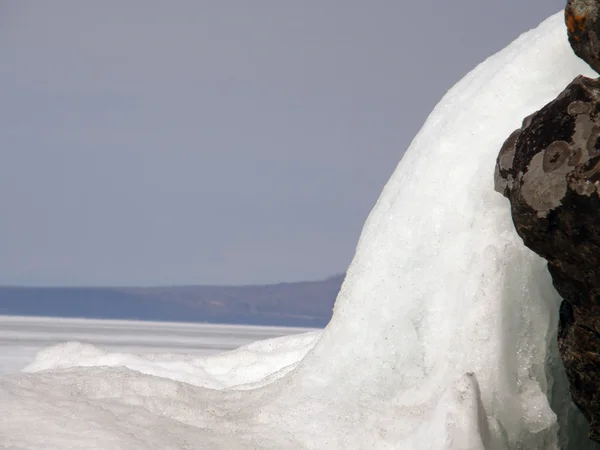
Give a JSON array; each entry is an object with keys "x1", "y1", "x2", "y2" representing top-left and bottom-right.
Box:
[
  {"x1": 495, "y1": 75, "x2": 600, "y2": 442},
  {"x1": 566, "y1": 0, "x2": 600, "y2": 74}
]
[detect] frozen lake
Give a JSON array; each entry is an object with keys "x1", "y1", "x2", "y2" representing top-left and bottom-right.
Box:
[{"x1": 0, "y1": 315, "x2": 316, "y2": 376}]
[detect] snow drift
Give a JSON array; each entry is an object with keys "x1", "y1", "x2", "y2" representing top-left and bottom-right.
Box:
[{"x1": 2, "y1": 12, "x2": 599, "y2": 449}]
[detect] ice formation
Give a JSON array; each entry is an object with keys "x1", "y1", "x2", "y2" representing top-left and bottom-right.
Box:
[
  {"x1": 2, "y1": 12, "x2": 600, "y2": 449},
  {"x1": 21, "y1": 330, "x2": 321, "y2": 390}
]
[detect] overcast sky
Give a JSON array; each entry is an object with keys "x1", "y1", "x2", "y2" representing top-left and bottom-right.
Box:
[{"x1": 1, "y1": 1, "x2": 566, "y2": 286}]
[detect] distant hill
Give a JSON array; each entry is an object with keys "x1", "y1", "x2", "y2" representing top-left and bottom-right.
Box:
[{"x1": 0, "y1": 275, "x2": 344, "y2": 327}]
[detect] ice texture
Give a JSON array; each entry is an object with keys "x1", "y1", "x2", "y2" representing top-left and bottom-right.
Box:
[{"x1": 2, "y1": 12, "x2": 599, "y2": 449}]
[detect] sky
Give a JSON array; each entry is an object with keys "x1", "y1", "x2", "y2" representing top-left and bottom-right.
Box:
[{"x1": 0, "y1": 0, "x2": 566, "y2": 287}]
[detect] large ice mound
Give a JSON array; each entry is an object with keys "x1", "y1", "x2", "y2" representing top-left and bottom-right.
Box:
[{"x1": 2, "y1": 12, "x2": 599, "y2": 449}]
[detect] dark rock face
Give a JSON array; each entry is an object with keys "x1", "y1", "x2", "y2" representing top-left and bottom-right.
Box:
[
  {"x1": 566, "y1": 0, "x2": 600, "y2": 74},
  {"x1": 495, "y1": 75, "x2": 600, "y2": 442}
]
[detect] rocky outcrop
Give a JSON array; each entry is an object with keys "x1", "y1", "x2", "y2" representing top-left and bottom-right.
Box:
[
  {"x1": 492, "y1": 2, "x2": 600, "y2": 441},
  {"x1": 566, "y1": 0, "x2": 600, "y2": 74},
  {"x1": 495, "y1": 75, "x2": 600, "y2": 442}
]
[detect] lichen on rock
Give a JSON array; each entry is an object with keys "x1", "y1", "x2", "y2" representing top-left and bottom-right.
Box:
[{"x1": 496, "y1": 75, "x2": 600, "y2": 215}]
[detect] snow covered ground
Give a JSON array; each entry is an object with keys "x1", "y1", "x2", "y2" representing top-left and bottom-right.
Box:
[
  {"x1": 3, "y1": 11, "x2": 600, "y2": 449},
  {"x1": 0, "y1": 315, "x2": 318, "y2": 376}
]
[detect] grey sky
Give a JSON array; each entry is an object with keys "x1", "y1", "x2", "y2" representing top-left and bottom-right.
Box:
[{"x1": 1, "y1": 1, "x2": 565, "y2": 286}]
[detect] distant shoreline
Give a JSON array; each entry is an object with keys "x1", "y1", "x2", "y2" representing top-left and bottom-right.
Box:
[{"x1": 0, "y1": 275, "x2": 342, "y2": 328}]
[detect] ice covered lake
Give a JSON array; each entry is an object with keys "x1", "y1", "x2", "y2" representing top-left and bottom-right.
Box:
[
  {"x1": 5, "y1": 12, "x2": 600, "y2": 449},
  {"x1": 0, "y1": 315, "x2": 316, "y2": 376}
]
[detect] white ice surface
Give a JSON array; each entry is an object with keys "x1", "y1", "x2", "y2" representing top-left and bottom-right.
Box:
[
  {"x1": 22, "y1": 330, "x2": 320, "y2": 391},
  {"x1": 2, "y1": 12, "x2": 600, "y2": 449},
  {"x1": 0, "y1": 315, "x2": 317, "y2": 377}
]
